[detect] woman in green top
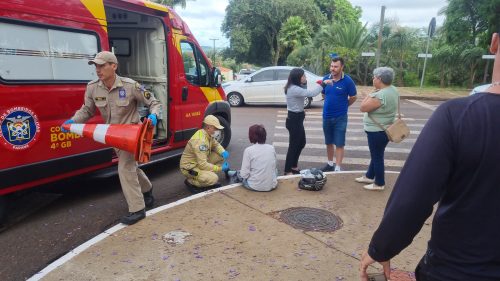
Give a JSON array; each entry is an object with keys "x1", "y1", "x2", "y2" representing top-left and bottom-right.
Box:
[{"x1": 356, "y1": 67, "x2": 399, "y2": 191}]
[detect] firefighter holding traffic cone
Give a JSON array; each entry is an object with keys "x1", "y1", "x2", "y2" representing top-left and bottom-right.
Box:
[{"x1": 61, "y1": 51, "x2": 161, "y2": 225}]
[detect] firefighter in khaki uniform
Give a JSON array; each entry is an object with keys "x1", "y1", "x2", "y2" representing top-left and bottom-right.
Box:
[
  {"x1": 62, "y1": 51, "x2": 161, "y2": 225},
  {"x1": 180, "y1": 115, "x2": 230, "y2": 191}
]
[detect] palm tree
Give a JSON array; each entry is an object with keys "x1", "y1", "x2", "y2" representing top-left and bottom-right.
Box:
[
  {"x1": 278, "y1": 16, "x2": 312, "y2": 65},
  {"x1": 383, "y1": 27, "x2": 418, "y2": 86},
  {"x1": 460, "y1": 46, "x2": 484, "y2": 88},
  {"x1": 317, "y1": 22, "x2": 369, "y2": 79},
  {"x1": 433, "y1": 43, "x2": 456, "y2": 88}
]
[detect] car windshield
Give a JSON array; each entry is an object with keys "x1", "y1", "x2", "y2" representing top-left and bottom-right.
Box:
[{"x1": 239, "y1": 69, "x2": 254, "y2": 74}]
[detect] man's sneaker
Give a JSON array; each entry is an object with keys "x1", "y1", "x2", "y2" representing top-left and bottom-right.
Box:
[
  {"x1": 121, "y1": 209, "x2": 146, "y2": 225},
  {"x1": 334, "y1": 165, "x2": 342, "y2": 172},
  {"x1": 320, "y1": 164, "x2": 335, "y2": 172},
  {"x1": 363, "y1": 183, "x2": 385, "y2": 191},
  {"x1": 355, "y1": 176, "x2": 375, "y2": 184},
  {"x1": 143, "y1": 187, "x2": 154, "y2": 208}
]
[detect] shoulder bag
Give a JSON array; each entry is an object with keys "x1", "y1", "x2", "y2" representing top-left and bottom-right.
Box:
[{"x1": 368, "y1": 95, "x2": 410, "y2": 143}]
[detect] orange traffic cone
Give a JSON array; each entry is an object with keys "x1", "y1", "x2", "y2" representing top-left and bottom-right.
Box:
[{"x1": 62, "y1": 119, "x2": 154, "y2": 163}]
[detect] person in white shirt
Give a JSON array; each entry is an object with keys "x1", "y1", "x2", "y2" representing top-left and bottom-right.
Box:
[{"x1": 230, "y1": 124, "x2": 278, "y2": 191}]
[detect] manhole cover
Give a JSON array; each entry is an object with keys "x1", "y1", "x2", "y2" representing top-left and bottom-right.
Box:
[{"x1": 279, "y1": 207, "x2": 342, "y2": 232}]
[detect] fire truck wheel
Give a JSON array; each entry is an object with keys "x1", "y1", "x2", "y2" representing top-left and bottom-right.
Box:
[
  {"x1": 215, "y1": 116, "x2": 231, "y2": 148},
  {"x1": 0, "y1": 196, "x2": 5, "y2": 224}
]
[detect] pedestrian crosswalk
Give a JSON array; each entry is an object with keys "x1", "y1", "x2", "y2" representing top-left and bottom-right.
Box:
[{"x1": 273, "y1": 108, "x2": 421, "y2": 172}]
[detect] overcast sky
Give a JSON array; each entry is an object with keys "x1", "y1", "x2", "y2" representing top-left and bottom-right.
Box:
[{"x1": 176, "y1": 0, "x2": 448, "y2": 47}]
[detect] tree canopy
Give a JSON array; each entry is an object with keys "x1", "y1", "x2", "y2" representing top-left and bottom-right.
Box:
[{"x1": 222, "y1": 0, "x2": 324, "y2": 65}]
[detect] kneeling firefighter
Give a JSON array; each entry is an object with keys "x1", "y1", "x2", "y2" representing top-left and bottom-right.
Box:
[{"x1": 180, "y1": 115, "x2": 230, "y2": 192}]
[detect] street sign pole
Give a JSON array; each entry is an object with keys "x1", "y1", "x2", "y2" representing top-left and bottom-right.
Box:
[
  {"x1": 420, "y1": 36, "x2": 431, "y2": 88},
  {"x1": 209, "y1": 38, "x2": 219, "y2": 65},
  {"x1": 420, "y1": 17, "x2": 436, "y2": 88},
  {"x1": 376, "y1": 6, "x2": 385, "y2": 68}
]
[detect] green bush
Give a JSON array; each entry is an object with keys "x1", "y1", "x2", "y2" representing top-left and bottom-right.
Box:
[{"x1": 403, "y1": 71, "x2": 419, "y2": 87}]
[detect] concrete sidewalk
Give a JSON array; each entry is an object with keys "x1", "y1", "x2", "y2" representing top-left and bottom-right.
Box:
[{"x1": 31, "y1": 172, "x2": 430, "y2": 281}]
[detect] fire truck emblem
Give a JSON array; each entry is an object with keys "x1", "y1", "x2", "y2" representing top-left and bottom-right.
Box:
[{"x1": 0, "y1": 107, "x2": 40, "y2": 150}]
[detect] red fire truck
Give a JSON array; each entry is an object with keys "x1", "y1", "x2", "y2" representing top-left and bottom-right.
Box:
[{"x1": 0, "y1": 0, "x2": 231, "y2": 221}]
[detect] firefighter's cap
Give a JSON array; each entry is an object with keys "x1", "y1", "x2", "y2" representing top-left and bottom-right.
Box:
[
  {"x1": 203, "y1": 115, "x2": 224, "y2": 129},
  {"x1": 88, "y1": 51, "x2": 118, "y2": 65}
]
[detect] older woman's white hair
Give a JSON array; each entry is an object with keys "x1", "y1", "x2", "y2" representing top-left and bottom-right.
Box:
[{"x1": 373, "y1": 67, "x2": 394, "y2": 85}]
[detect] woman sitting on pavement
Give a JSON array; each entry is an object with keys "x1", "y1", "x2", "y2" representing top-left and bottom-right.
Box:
[
  {"x1": 356, "y1": 67, "x2": 400, "y2": 191},
  {"x1": 229, "y1": 124, "x2": 278, "y2": 192}
]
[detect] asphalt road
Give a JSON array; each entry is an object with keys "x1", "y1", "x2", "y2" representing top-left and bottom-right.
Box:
[{"x1": 0, "y1": 99, "x2": 439, "y2": 281}]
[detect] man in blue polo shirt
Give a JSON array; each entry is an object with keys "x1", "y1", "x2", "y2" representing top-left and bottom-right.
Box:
[{"x1": 320, "y1": 56, "x2": 357, "y2": 172}]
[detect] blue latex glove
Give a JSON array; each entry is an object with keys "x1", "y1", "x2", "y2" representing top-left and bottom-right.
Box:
[
  {"x1": 147, "y1": 114, "x2": 157, "y2": 126},
  {"x1": 61, "y1": 119, "x2": 74, "y2": 133},
  {"x1": 222, "y1": 162, "x2": 230, "y2": 172},
  {"x1": 221, "y1": 150, "x2": 229, "y2": 160}
]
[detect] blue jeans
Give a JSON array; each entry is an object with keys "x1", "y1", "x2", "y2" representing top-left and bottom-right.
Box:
[
  {"x1": 365, "y1": 131, "x2": 389, "y2": 186},
  {"x1": 323, "y1": 115, "x2": 348, "y2": 146}
]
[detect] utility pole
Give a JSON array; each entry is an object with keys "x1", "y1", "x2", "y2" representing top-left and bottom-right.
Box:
[
  {"x1": 420, "y1": 17, "x2": 436, "y2": 88},
  {"x1": 209, "y1": 38, "x2": 219, "y2": 65},
  {"x1": 376, "y1": 5, "x2": 385, "y2": 68}
]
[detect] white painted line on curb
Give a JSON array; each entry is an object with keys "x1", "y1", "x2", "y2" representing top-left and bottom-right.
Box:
[
  {"x1": 27, "y1": 171, "x2": 402, "y2": 280},
  {"x1": 28, "y1": 184, "x2": 245, "y2": 281}
]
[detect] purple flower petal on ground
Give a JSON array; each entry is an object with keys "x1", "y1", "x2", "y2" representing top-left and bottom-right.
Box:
[
  {"x1": 162, "y1": 255, "x2": 169, "y2": 261},
  {"x1": 248, "y1": 225, "x2": 256, "y2": 231}
]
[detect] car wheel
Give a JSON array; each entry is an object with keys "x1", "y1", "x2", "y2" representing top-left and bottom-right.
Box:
[
  {"x1": 215, "y1": 116, "x2": 231, "y2": 148},
  {"x1": 227, "y1": 92, "x2": 244, "y2": 107},
  {"x1": 304, "y1": 97, "x2": 312, "y2": 109}
]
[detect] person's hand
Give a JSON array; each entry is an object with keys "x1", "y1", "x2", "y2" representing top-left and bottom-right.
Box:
[
  {"x1": 61, "y1": 119, "x2": 74, "y2": 133},
  {"x1": 222, "y1": 162, "x2": 230, "y2": 172},
  {"x1": 359, "y1": 250, "x2": 391, "y2": 281},
  {"x1": 324, "y1": 79, "x2": 333, "y2": 85},
  {"x1": 221, "y1": 150, "x2": 229, "y2": 160},
  {"x1": 147, "y1": 114, "x2": 157, "y2": 126}
]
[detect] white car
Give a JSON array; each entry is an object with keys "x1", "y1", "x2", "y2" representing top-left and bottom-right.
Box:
[
  {"x1": 222, "y1": 66, "x2": 324, "y2": 108},
  {"x1": 469, "y1": 84, "x2": 491, "y2": 95},
  {"x1": 235, "y1": 69, "x2": 255, "y2": 80}
]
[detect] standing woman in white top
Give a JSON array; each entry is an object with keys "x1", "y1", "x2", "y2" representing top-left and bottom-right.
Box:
[
  {"x1": 233, "y1": 124, "x2": 278, "y2": 192},
  {"x1": 283, "y1": 68, "x2": 324, "y2": 175}
]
